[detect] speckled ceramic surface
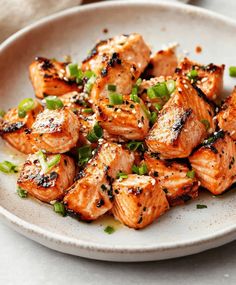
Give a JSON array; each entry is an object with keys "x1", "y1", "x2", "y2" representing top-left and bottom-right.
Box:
[{"x1": 1, "y1": 1, "x2": 236, "y2": 262}]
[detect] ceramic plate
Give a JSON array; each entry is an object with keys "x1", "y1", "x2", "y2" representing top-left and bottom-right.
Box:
[{"x1": 1, "y1": 1, "x2": 236, "y2": 262}]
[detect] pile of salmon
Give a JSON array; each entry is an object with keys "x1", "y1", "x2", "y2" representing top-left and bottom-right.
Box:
[{"x1": 1, "y1": 33, "x2": 236, "y2": 229}]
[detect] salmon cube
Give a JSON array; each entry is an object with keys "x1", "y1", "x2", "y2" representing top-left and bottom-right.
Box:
[
  {"x1": 189, "y1": 131, "x2": 236, "y2": 195},
  {"x1": 217, "y1": 87, "x2": 236, "y2": 140},
  {"x1": 112, "y1": 174, "x2": 169, "y2": 229},
  {"x1": 17, "y1": 153, "x2": 75, "y2": 203},
  {"x1": 144, "y1": 153, "x2": 199, "y2": 206},
  {"x1": 31, "y1": 108, "x2": 80, "y2": 153},
  {"x1": 64, "y1": 142, "x2": 135, "y2": 220},
  {"x1": 176, "y1": 57, "x2": 224, "y2": 101},
  {"x1": 29, "y1": 57, "x2": 79, "y2": 99}
]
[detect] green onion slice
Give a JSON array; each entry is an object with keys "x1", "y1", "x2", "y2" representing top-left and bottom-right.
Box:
[
  {"x1": 201, "y1": 119, "x2": 210, "y2": 130},
  {"x1": 130, "y1": 93, "x2": 140, "y2": 103},
  {"x1": 186, "y1": 170, "x2": 195, "y2": 179},
  {"x1": 229, "y1": 66, "x2": 236, "y2": 77},
  {"x1": 187, "y1": 69, "x2": 198, "y2": 80},
  {"x1": 107, "y1": 84, "x2": 117, "y2": 92},
  {"x1": 196, "y1": 204, "x2": 207, "y2": 209},
  {"x1": 108, "y1": 93, "x2": 123, "y2": 105},
  {"x1": 53, "y1": 201, "x2": 67, "y2": 217},
  {"x1": 18, "y1": 98, "x2": 35, "y2": 118},
  {"x1": 126, "y1": 141, "x2": 144, "y2": 152},
  {"x1": 104, "y1": 225, "x2": 115, "y2": 234},
  {"x1": 132, "y1": 163, "x2": 148, "y2": 175},
  {"x1": 37, "y1": 150, "x2": 61, "y2": 174},
  {"x1": 0, "y1": 161, "x2": 18, "y2": 174},
  {"x1": 166, "y1": 79, "x2": 176, "y2": 94},
  {"x1": 66, "y1": 63, "x2": 79, "y2": 78},
  {"x1": 45, "y1": 96, "x2": 64, "y2": 110},
  {"x1": 116, "y1": 172, "x2": 128, "y2": 179},
  {"x1": 87, "y1": 123, "x2": 103, "y2": 143},
  {"x1": 77, "y1": 145, "x2": 93, "y2": 166},
  {"x1": 150, "y1": 112, "x2": 158, "y2": 125},
  {"x1": 17, "y1": 187, "x2": 28, "y2": 198},
  {"x1": 154, "y1": 103, "x2": 163, "y2": 111},
  {"x1": 83, "y1": 108, "x2": 94, "y2": 114},
  {"x1": 0, "y1": 109, "x2": 6, "y2": 118}
]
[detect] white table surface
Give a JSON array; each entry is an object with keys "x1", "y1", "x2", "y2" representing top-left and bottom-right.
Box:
[{"x1": 1, "y1": 1, "x2": 236, "y2": 284}]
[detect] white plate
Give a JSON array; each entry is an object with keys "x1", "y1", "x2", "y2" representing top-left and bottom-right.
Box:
[{"x1": 1, "y1": 1, "x2": 236, "y2": 262}]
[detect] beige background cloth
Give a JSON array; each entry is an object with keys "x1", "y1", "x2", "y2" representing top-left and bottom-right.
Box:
[{"x1": 0, "y1": 0, "x2": 81, "y2": 42}]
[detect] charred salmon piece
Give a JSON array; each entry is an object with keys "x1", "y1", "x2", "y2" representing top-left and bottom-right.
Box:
[
  {"x1": 17, "y1": 153, "x2": 75, "y2": 203},
  {"x1": 189, "y1": 131, "x2": 236, "y2": 195},
  {"x1": 96, "y1": 95, "x2": 149, "y2": 140},
  {"x1": 176, "y1": 57, "x2": 224, "y2": 101},
  {"x1": 82, "y1": 34, "x2": 151, "y2": 76},
  {"x1": 139, "y1": 76, "x2": 174, "y2": 112},
  {"x1": 166, "y1": 77, "x2": 216, "y2": 131},
  {"x1": 217, "y1": 87, "x2": 236, "y2": 140},
  {"x1": 29, "y1": 57, "x2": 79, "y2": 99},
  {"x1": 112, "y1": 174, "x2": 169, "y2": 229},
  {"x1": 59, "y1": 91, "x2": 92, "y2": 117},
  {"x1": 144, "y1": 153, "x2": 199, "y2": 206},
  {"x1": 0, "y1": 101, "x2": 43, "y2": 154},
  {"x1": 31, "y1": 108, "x2": 80, "y2": 153},
  {"x1": 64, "y1": 142, "x2": 135, "y2": 220},
  {"x1": 145, "y1": 104, "x2": 206, "y2": 158},
  {"x1": 144, "y1": 48, "x2": 178, "y2": 78},
  {"x1": 82, "y1": 34, "x2": 150, "y2": 103}
]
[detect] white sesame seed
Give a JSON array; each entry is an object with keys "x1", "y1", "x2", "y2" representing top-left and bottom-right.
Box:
[
  {"x1": 151, "y1": 179, "x2": 156, "y2": 186},
  {"x1": 132, "y1": 109, "x2": 137, "y2": 114},
  {"x1": 63, "y1": 77, "x2": 69, "y2": 81},
  {"x1": 116, "y1": 109, "x2": 121, "y2": 113},
  {"x1": 184, "y1": 84, "x2": 189, "y2": 89},
  {"x1": 201, "y1": 77, "x2": 208, "y2": 83},
  {"x1": 231, "y1": 130, "x2": 236, "y2": 135},
  {"x1": 50, "y1": 200, "x2": 57, "y2": 205},
  {"x1": 178, "y1": 87, "x2": 182, "y2": 92},
  {"x1": 138, "y1": 122, "x2": 143, "y2": 128}
]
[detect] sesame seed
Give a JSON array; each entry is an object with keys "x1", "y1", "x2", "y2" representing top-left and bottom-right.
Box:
[
  {"x1": 132, "y1": 109, "x2": 137, "y2": 114},
  {"x1": 138, "y1": 122, "x2": 143, "y2": 128},
  {"x1": 201, "y1": 77, "x2": 208, "y2": 83},
  {"x1": 184, "y1": 84, "x2": 189, "y2": 89},
  {"x1": 177, "y1": 87, "x2": 182, "y2": 92}
]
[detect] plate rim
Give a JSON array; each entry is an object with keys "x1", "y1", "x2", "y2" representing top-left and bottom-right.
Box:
[{"x1": 1, "y1": 0, "x2": 236, "y2": 255}]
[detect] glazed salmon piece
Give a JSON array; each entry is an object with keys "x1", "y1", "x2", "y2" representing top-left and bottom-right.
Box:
[
  {"x1": 217, "y1": 87, "x2": 236, "y2": 140},
  {"x1": 29, "y1": 57, "x2": 79, "y2": 99},
  {"x1": 144, "y1": 48, "x2": 178, "y2": 78},
  {"x1": 146, "y1": 104, "x2": 206, "y2": 158},
  {"x1": 0, "y1": 100, "x2": 43, "y2": 154},
  {"x1": 189, "y1": 131, "x2": 236, "y2": 195},
  {"x1": 166, "y1": 77, "x2": 215, "y2": 130},
  {"x1": 59, "y1": 91, "x2": 92, "y2": 117},
  {"x1": 97, "y1": 95, "x2": 149, "y2": 140},
  {"x1": 176, "y1": 57, "x2": 224, "y2": 101},
  {"x1": 144, "y1": 154, "x2": 199, "y2": 206},
  {"x1": 17, "y1": 153, "x2": 75, "y2": 203},
  {"x1": 112, "y1": 174, "x2": 169, "y2": 229},
  {"x1": 31, "y1": 108, "x2": 80, "y2": 153},
  {"x1": 82, "y1": 34, "x2": 151, "y2": 103},
  {"x1": 64, "y1": 142, "x2": 135, "y2": 220}
]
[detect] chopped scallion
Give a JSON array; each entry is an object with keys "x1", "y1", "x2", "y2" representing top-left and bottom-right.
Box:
[
  {"x1": 37, "y1": 150, "x2": 61, "y2": 173},
  {"x1": 0, "y1": 109, "x2": 6, "y2": 118},
  {"x1": 201, "y1": 119, "x2": 210, "y2": 130},
  {"x1": 154, "y1": 82, "x2": 169, "y2": 98},
  {"x1": 130, "y1": 93, "x2": 140, "y2": 103},
  {"x1": 229, "y1": 66, "x2": 236, "y2": 77},
  {"x1": 147, "y1": 87, "x2": 156, "y2": 99},
  {"x1": 87, "y1": 122, "x2": 103, "y2": 143},
  {"x1": 0, "y1": 161, "x2": 18, "y2": 174},
  {"x1": 196, "y1": 204, "x2": 207, "y2": 209},
  {"x1": 66, "y1": 63, "x2": 79, "y2": 78},
  {"x1": 107, "y1": 84, "x2": 117, "y2": 92},
  {"x1": 18, "y1": 98, "x2": 35, "y2": 118},
  {"x1": 53, "y1": 201, "x2": 67, "y2": 217},
  {"x1": 150, "y1": 112, "x2": 158, "y2": 125},
  {"x1": 104, "y1": 225, "x2": 115, "y2": 234},
  {"x1": 187, "y1": 69, "x2": 198, "y2": 80},
  {"x1": 116, "y1": 172, "x2": 128, "y2": 180},
  {"x1": 17, "y1": 187, "x2": 28, "y2": 198},
  {"x1": 154, "y1": 103, "x2": 163, "y2": 111},
  {"x1": 132, "y1": 163, "x2": 148, "y2": 175},
  {"x1": 126, "y1": 141, "x2": 144, "y2": 152},
  {"x1": 108, "y1": 93, "x2": 123, "y2": 105},
  {"x1": 166, "y1": 79, "x2": 176, "y2": 94},
  {"x1": 83, "y1": 108, "x2": 94, "y2": 114},
  {"x1": 77, "y1": 145, "x2": 93, "y2": 166},
  {"x1": 186, "y1": 170, "x2": 195, "y2": 179},
  {"x1": 45, "y1": 96, "x2": 64, "y2": 110}
]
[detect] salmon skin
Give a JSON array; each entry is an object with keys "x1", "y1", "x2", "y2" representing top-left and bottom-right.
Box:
[
  {"x1": 112, "y1": 174, "x2": 169, "y2": 229},
  {"x1": 189, "y1": 131, "x2": 236, "y2": 195},
  {"x1": 17, "y1": 153, "x2": 75, "y2": 203},
  {"x1": 144, "y1": 153, "x2": 199, "y2": 206},
  {"x1": 64, "y1": 142, "x2": 135, "y2": 220}
]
